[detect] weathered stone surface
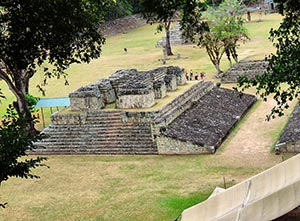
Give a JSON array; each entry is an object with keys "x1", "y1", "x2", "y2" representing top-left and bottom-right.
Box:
[
  {"x1": 157, "y1": 24, "x2": 190, "y2": 47},
  {"x1": 116, "y1": 91, "x2": 156, "y2": 108},
  {"x1": 276, "y1": 105, "x2": 300, "y2": 153},
  {"x1": 96, "y1": 79, "x2": 116, "y2": 104},
  {"x1": 159, "y1": 87, "x2": 256, "y2": 151},
  {"x1": 102, "y1": 14, "x2": 147, "y2": 36},
  {"x1": 167, "y1": 66, "x2": 186, "y2": 85},
  {"x1": 153, "y1": 80, "x2": 167, "y2": 99},
  {"x1": 109, "y1": 69, "x2": 138, "y2": 93},
  {"x1": 69, "y1": 85, "x2": 104, "y2": 110},
  {"x1": 157, "y1": 135, "x2": 215, "y2": 154},
  {"x1": 164, "y1": 74, "x2": 177, "y2": 91},
  {"x1": 220, "y1": 60, "x2": 268, "y2": 83}
]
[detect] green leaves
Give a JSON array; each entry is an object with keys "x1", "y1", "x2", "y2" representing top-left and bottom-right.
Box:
[
  {"x1": 238, "y1": 0, "x2": 300, "y2": 119},
  {"x1": 0, "y1": 105, "x2": 47, "y2": 185}
]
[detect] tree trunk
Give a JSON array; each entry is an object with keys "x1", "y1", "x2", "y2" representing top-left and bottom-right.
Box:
[
  {"x1": 15, "y1": 84, "x2": 38, "y2": 136},
  {"x1": 214, "y1": 63, "x2": 222, "y2": 74},
  {"x1": 225, "y1": 48, "x2": 232, "y2": 67},
  {"x1": 165, "y1": 21, "x2": 173, "y2": 56},
  {"x1": 0, "y1": 69, "x2": 38, "y2": 135}
]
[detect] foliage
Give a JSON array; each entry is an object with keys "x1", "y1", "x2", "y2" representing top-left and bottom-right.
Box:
[
  {"x1": 104, "y1": 0, "x2": 133, "y2": 21},
  {"x1": 25, "y1": 94, "x2": 39, "y2": 112},
  {"x1": 0, "y1": 105, "x2": 47, "y2": 186},
  {"x1": 182, "y1": 0, "x2": 248, "y2": 74},
  {"x1": 237, "y1": 0, "x2": 300, "y2": 119},
  {"x1": 0, "y1": 0, "x2": 108, "y2": 132},
  {"x1": 140, "y1": 0, "x2": 185, "y2": 56}
]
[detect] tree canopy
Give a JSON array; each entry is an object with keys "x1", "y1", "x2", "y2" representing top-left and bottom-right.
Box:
[
  {"x1": 181, "y1": 0, "x2": 248, "y2": 74},
  {"x1": 140, "y1": 0, "x2": 184, "y2": 56},
  {"x1": 0, "y1": 0, "x2": 109, "y2": 132},
  {"x1": 237, "y1": 0, "x2": 300, "y2": 119}
]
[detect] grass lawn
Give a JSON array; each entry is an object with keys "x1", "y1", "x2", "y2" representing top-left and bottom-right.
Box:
[{"x1": 0, "y1": 12, "x2": 292, "y2": 221}]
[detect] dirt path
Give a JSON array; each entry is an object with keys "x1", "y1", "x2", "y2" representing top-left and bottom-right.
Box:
[{"x1": 216, "y1": 98, "x2": 295, "y2": 167}]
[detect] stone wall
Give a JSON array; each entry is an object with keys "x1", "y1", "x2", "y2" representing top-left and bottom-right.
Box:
[
  {"x1": 220, "y1": 60, "x2": 268, "y2": 83},
  {"x1": 157, "y1": 135, "x2": 215, "y2": 154},
  {"x1": 102, "y1": 14, "x2": 147, "y2": 36},
  {"x1": 276, "y1": 105, "x2": 300, "y2": 153}
]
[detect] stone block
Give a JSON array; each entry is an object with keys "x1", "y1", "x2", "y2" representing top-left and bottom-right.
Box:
[
  {"x1": 153, "y1": 80, "x2": 167, "y2": 99},
  {"x1": 116, "y1": 91, "x2": 155, "y2": 109},
  {"x1": 164, "y1": 74, "x2": 177, "y2": 91},
  {"x1": 167, "y1": 66, "x2": 186, "y2": 85},
  {"x1": 96, "y1": 79, "x2": 116, "y2": 104},
  {"x1": 69, "y1": 85, "x2": 104, "y2": 111}
]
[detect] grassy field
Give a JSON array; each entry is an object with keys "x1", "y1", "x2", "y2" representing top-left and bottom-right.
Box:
[{"x1": 0, "y1": 13, "x2": 292, "y2": 221}]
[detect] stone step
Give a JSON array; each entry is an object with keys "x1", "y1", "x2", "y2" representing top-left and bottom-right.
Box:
[
  {"x1": 40, "y1": 135, "x2": 153, "y2": 142},
  {"x1": 45, "y1": 124, "x2": 151, "y2": 131},
  {"x1": 43, "y1": 126, "x2": 151, "y2": 134},
  {"x1": 35, "y1": 142, "x2": 156, "y2": 149},
  {"x1": 31, "y1": 147, "x2": 158, "y2": 155}
]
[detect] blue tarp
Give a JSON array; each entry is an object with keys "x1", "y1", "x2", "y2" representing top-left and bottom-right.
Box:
[{"x1": 35, "y1": 97, "x2": 70, "y2": 108}]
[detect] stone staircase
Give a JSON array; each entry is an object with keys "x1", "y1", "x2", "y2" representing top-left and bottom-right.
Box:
[{"x1": 34, "y1": 111, "x2": 157, "y2": 154}]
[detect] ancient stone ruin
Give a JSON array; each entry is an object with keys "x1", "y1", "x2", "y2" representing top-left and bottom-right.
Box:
[
  {"x1": 34, "y1": 66, "x2": 256, "y2": 155},
  {"x1": 276, "y1": 105, "x2": 300, "y2": 153},
  {"x1": 158, "y1": 87, "x2": 256, "y2": 154},
  {"x1": 219, "y1": 60, "x2": 268, "y2": 83},
  {"x1": 157, "y1": 24, "x2": 190, "y2": 48}
]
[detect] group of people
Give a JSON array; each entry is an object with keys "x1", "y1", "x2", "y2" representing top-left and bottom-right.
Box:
[{"x1": 185, "y1": 69, "x2": 205, "y2": 81}]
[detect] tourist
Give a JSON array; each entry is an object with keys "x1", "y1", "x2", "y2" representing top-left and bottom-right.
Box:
[
  {"x1": 200, "y1": 72, "x2": 205, "y2": 80},
  {"x1": 189, "y1": 70, "x2": 193, "y2": 80},
  {"x1": 124, "y1": 48, "x2": 128, "y2": 53},
  {"x1": 185, "y1": 72, "x2": 189, "y2": 80},
  {"x1": 195, "y1": 72, "x2": 199, "y2": 80}
]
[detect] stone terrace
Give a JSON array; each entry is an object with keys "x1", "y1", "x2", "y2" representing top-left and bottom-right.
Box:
[
  {"x1": 276, "y1": 105, "x2": 300, "y2": 153},
  {"x1": 157, "y1": 87, "x2": 256, "y2": 154},
  {"x1": 34, "y1": 66, "x2": 256, "y2": 155},
  {"x1": 220, "y1": 60, "x2": 268, "y2": 83}
]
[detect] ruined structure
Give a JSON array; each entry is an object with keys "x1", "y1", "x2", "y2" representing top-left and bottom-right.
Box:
[
  {"x1": 276, "y1": 105, "x2": 300, "y2": 153},
  {"x1": 34, "y1": 66, "x2": 255, "y2": 155},
  {"x1": 220, "y1": 60, "x2": 268, "y2": 83},
  {"x1": 156, "y1": 24, "x2": 190, "y2": 47}
]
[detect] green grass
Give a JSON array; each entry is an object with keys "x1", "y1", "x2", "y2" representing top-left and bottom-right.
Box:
[
  {"x1": 0, "y1": 13, "x2": 291, "y2": 221},
  {"x1": 0, "y1": 155, "x2": 269, "y2": 221}
]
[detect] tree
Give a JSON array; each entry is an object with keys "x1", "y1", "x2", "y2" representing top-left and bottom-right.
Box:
[
  {"x1": 181, "y1": 0, "x2": 248, "y2": 74},
  {"x1": 237, "y1": 0, "x2": 300, "y2": 119},
  {"x1": 140, "y1": 0, "x2": 182, "y2": 56},
  {"x1": 0, "y1": 0, "x2": 109, "y2": 134},
  {"x1": 0, "y1": 105, "x2": 47, "y2": 208},
  {"x1": 104, "y1": 0, "x2": 134, "y2": 21}
]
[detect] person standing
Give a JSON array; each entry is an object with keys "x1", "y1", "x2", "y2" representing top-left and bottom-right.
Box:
[
  {"x1": 200, "y1": 72, "x2": 205, "y2": 80},
  {"x1": 189, "y1": 69, "x2": 193, "y2": 80},
  {"x1": 185, "y1": 72, "x2": 189, "y2": 80},
  {"x1": 195, "y1": 72, "x2": 199, "y2": 80}
]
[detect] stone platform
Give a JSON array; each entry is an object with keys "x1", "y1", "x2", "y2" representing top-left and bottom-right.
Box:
[
  {"x1": 34, "y1": 66, "x2": 256, "y2": 155},
  {"x1": 220, "y1": 60, "x2": 268, "y2": 83}
]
